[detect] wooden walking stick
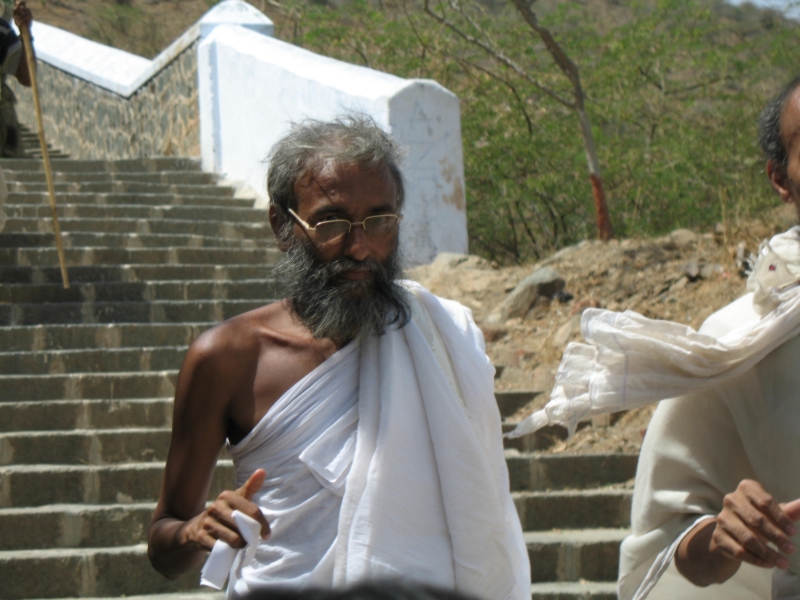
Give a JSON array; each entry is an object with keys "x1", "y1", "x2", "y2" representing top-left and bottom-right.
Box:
[{"x1": 17, "y1": 7, "x2": 69, "y2": 288}]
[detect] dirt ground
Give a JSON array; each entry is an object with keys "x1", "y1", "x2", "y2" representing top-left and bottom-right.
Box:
[{"x1": 409, "y1": 205, "x2": 798, "y2": 454}]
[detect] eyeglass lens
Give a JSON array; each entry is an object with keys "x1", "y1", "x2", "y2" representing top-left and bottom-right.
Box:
[{"x1": 315, "y1": 216, "x2": 399, "y2": 242}]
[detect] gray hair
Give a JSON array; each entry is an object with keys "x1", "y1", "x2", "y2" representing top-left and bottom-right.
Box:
[
  {"x1": 266, "y1": 114, "x2": 406, "y2": 232},
  {"x1": 759, "y1": 74, "x2": 800, "y2": 167}
]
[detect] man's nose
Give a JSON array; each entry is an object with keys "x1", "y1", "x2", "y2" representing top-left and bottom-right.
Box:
[{"x1": 342, "y1": 225, "x2": 371, "y2": 262}]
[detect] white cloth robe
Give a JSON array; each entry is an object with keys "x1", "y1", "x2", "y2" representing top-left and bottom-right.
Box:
[
  {"x1": 619, "y1": 293, "x2": 800, "y2": 599},
  {"x1": 219, "y1": 282, "x2": 530, "y2": 600}
]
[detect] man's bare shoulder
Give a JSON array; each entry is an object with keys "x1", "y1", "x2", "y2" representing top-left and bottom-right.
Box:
[{"x1": 181, "y1": 301, "x2": 297, "y2": 374}]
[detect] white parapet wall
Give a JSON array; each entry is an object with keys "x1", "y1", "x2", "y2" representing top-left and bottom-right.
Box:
[
  {"x1": 198, "y1": 24, "x2": 467, "y2": 265},
  {"x1": 16, "y1": 0, "x2": 466, "y2": 264}
]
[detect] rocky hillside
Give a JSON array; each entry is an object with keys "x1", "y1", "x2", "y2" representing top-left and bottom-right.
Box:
[{"x1": 410, "y1": 204, "x2": 797, "y2": 454}]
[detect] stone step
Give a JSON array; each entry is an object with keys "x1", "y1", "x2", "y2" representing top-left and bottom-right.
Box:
[
  {"x1": 5, "y1": 203, "x2": 263, "y2": 222},
  {"x1": 495, "y1": 390, "x2": 542, "y2": 418},
  {"x1": 526, "y1": 529, "x2": 628, "y2": 583},
  {"x1": 0, "y1": 462, "x2": 228, "y2": 508},
  {"x1": 0, "y1": 157, "x2": 203, "y2": 173},
  {"x1": 8, "y1": 182, "x2": 234, "y2": 197},
  {"x1": 0, "y1": 321, "x2": 209, "y2": 352},
  {"x1": 3, "y1": 217, "x2": 271, "y2": 239},
  {"x1": 0, "y1": 298, "x2": 273, "y2": 326},
  {"x1": 0, "y1": 347, "x2": 189, "y2": 375},
  {"x1": 0, "y1": 231, "x2": 271, "y2": 250},
  {"x1": 0, "y1": 245, "x2": 280, "y2": 267},
  {"x1": 0, "y1": 503, "x2": 156, "y2": 548},
  {"x1": 0, "y1": 323, "x2": 210, "y2": 352},
  {"x1": 0, "y1": 516, "x2": 626, "y2": 581},
  {"x1": 0, "y1": 264, "x2": 271, "y2": 285},
  {"x1": 0, "y1": 279, "x2": 279, "y2": 305},
  {"x1": 0, "y1": 544, "x2": 205, "y2": 598},
  {"x1": 0, "y1": 371, "x2": 178, "y2": 402},
  {"x1": 0, "y1": 427, "x2": 173, "y2": 465},
  {"x1": 513, "y1": 490, "x2": 632, "y2": 531},
  {"x1": 503, "y1": 422, "x2": 569, "y2": 453},
  {"x1": 505, "y1": 453, "x2": 637, "y2": 492},
  {"x1": 7, "y1": 191, "x2": 253, "y2": 208},
  {"x1": 529, "y1": 581, "x2": 617, "y2": 600},
  {"x1": 0, "y1": 399, "x2": 174, "y2": 433},
  {"x1": 3, "y1": 169, "x2": 216, "y2": 185},
  {"x1": 23, "y1": 150, "x2": 69, "y2": 160}
]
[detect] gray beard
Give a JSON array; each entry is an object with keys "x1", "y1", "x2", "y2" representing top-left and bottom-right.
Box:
[{"x1": 274, "y1": 239, "x2": 411, "y2": 345}]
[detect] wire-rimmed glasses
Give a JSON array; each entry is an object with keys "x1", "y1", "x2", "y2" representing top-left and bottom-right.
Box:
[{"x1": 288, "y1": 208, "x2": 402, "y2": 244}]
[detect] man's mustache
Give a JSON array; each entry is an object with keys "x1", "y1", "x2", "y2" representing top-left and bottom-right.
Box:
[{"x1": 323, "y1": 257, "x2": 387, "y2": 279}]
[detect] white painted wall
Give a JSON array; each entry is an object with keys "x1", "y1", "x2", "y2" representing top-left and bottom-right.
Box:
[
  {"x1": 27, "y1": 0, "x2": 273, "y2": 98},
  {"x1": 198, "y1": 25, "x2": 467, "y2": 265},
  {"x1": 25, "y1": 0, "x2": 466, "y2": 264}
]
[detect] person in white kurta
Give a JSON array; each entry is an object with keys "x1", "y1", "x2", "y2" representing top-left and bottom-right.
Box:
[{"x1": 508, "y1": 77, "x2": 800, "y2": 599}]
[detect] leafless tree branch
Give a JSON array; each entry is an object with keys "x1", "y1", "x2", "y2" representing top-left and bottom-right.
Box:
[{"x1": 422, "y1": 0, "x2": 575, "y2": 109}]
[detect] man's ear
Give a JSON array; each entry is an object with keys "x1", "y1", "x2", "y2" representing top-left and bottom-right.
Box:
[
  {"x1": 268, "y1": 205, "x2": 293, "y2": 252},
  {"x1": 767, "y1": 159, "x2": 794, "y2": 204}
]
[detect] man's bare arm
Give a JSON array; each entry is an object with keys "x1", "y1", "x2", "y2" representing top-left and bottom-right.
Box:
[
  {"x1": 147, "y1": 328, "x2": 269, "y2": 578},
  {"x1": 676, "y1": 480, "x2": 800, "y2": 587}
]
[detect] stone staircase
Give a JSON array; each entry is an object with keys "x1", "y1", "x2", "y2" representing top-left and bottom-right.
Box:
[{"x1": 0, "y1": 156, "x2": 635, "y2": 599}]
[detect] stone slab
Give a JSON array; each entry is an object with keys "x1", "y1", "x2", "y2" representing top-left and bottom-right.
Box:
[
  {"x1": 0, "y1": 462, "x2": 233, "y2": 508},
  {"x1": 0, "y1": 399, "x2": 174, "y2": 433}
]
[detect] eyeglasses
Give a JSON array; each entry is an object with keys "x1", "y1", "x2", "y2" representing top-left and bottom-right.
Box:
[{"x1": 288, "y1": 208, "x2": 402, "y2": 244}]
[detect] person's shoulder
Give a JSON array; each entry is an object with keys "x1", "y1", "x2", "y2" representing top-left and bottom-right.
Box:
[
  {"x1": 698, "y1": 293, "x2": 760, "y2": 337},
  {"x1": 186, "y1": 302, "x2": 285, "y2": 370}
]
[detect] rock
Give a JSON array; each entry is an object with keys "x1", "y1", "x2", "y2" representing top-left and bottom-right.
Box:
[
  {"x1": 685, "y1": 261, "x2": 700, "y2": 281},
  {"x1": 531, "y1": 365, "x2": 556, "y2": 392},
  {"x1": 659, "y1": 228, "x2": 699, "y2": 250},
  {"x1": 480, "y1": 326, "x2": 507, "y2": 342},
  {"x1": 685, "y1": 261, "x2": 722, "y2": 282},
  {"x1": 486, "y1": 267, "x2": 565, "y2": 323},
  {"x1": 570, "y1": 296, "x2": 600, "y2": 316},
  {"x1": 552, "y1": 314, "x2": 581, "y2": 348},
  {"x1": 699, "y1": 263, "x2": 722, "y2": 279}
]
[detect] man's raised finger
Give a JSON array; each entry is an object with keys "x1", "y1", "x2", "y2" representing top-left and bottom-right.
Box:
[{"x1": 233, "y1": 469, "x2": 270, "y2": 539}]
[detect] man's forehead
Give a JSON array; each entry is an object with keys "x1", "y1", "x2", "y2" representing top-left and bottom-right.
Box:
[
  {"x1": 294, "y1": 160, "x2": 396, "y2": 200},
  {"x1": 781, "y1": 87, "x2": 800, "y2": 150}
]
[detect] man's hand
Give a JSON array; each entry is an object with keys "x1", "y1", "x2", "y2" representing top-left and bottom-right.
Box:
[
  {"x1": 677, "y1": 480, "x2": 799, "y2": 586},
  {"x1": 13, "y1": 0, "x2": 31, "y2": 31},
  {"x1": 184, "y1": 469, "x2": 271, "y2": 551}
]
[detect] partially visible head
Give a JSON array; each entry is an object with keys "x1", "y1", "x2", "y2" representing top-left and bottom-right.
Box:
[
  {"x1": 759, "y1": 75, "x2": 800, "y2": 210},
  {"x1": 266, "y1": 115, "x2": 411, "y2": 344},
  {"x1": 267, "y1": 114, "x2": 406, "y2": 242}
]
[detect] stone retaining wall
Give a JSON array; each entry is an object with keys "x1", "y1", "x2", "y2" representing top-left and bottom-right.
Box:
[{"x1": 9, "y1": 42, "x2": 199, "y2": 160}]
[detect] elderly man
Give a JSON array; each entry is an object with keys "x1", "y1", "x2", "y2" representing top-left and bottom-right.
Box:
[{"x1": 147, "y1": 116, "x2": 529, "y2": 600}]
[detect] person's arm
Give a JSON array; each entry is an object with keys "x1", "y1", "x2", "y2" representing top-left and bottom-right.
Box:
[
  {"x1": 676, "y1": 480, "x2": 800, "y2": 586},
  {"x1": 147, "y1": 328, "x2": 270, "y2": 579},
  {"x1": 12, "y1": 0, "x2": 32, "y2": 87}
]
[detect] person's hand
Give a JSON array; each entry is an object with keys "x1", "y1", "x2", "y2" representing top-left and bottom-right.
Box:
[
  {"x1": 184, "y1": 469, "x2": 271, "y2": 551},
  {"x1": 709, "y1": 479, "x2": 797, "y2": 570},
  {"x1": 13, "y1": 0, "x2": 32, "y2": 31}
]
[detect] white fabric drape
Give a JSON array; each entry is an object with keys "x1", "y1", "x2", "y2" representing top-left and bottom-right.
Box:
[
  {"x1": 333, "y1": 282, "x2": 529, "y2": 600},
  {"x1": 213, "y1": 282, "x2": 529, "y2": 600},
  {"x1": 508, "y1": 227, "x2": 800, "y2": 438}
]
